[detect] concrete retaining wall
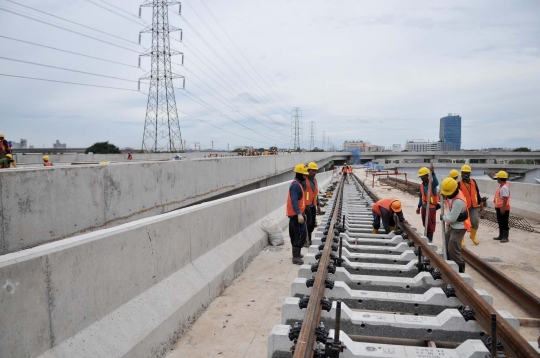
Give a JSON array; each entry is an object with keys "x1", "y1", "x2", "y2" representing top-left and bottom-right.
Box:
[
  {"x1": 0, "y1": 153, "x2": 346, "y2": 254},
  {"x1": 0, "y1": 172, "x2": 333, "y2": 358}
]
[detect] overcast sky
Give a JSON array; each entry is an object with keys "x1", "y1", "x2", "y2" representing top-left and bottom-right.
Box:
[{"x1": 1, "y1": 0, "x2": 539, "y2": 151}]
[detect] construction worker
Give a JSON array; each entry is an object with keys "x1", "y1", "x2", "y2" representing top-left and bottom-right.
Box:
[
  {"x1": 372, "y1": 198, "x2": 408, "y2": 234},
  {"x1": 287, "y1": 163, "x2": 308, "y2": 264},
  {"x1": 304, "y1": 162, "x2": 322, "y2": 247},
  {"x1": 416, "y1": 164, "x2": 439, "y2": 243},
  {"x1": 341, "y1": 163, "x2": 349, "y2": 183},
  {"x1": 0, "y1": 133, "x2": 11, "y2": 158},
  {"x1": 127, "y1": 152, "x2": 133, "y2": 160},
  {"x1": 449, "y1": 169, "x2": 459, "y2": 180},
  {"x1": 0, "y1": 154, "x2": 16, "y2": 168},
  {"x1": 493, "y1": 171, "x2": 510, "y2": 243},
  {"x1": 43, "y1": 156, "x2": 53, "y2": 167},
  {"x1": 458, "y1": 165, "x2": 483, "y2": 245},
  {"x1": 440, "y1": 178, "x2": 470, "y2": 273}
]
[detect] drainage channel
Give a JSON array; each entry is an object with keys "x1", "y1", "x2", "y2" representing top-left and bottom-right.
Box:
[{"x1": 268, "y1": 173, "x2": 540, "y2": 358}]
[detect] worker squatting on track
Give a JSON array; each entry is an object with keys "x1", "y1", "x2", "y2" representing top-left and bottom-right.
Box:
[
  {"x1": 416, "y1": 164, "x2": 440, "y2": 243},
  {"x1": 493, "y1": 171, "x2": 511, "y2": 244},
  {"x1": 287, "y1": 164, "x2": 309, "y2": 265},
  {"x1": 304, "y1": 162, "x2": 322, "y2": 248},
  {"x1": 371, "y1": 198, "x2": 409, "y2": 234},
  {"x1": 440, "y1": 177, "x2": 471, "y2": 273},
  {"x1": 0, "y1": 154, "x2": 16, "y2": 168}
]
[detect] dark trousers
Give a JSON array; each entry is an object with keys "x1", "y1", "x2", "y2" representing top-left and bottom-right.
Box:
[
  {"x1": 306, "y1": 206, "x2": 316, "y2": 241},
  {"x1": 421, "y1": 207, "x2": 437, "y2": 234},
  {"x1": 372, "y1": 211, "x2": 395, "y2": 234},
  {"x1": 445, "y1": 226, "x2": 466, "y2": 266},
  {"x1": 289, "y1": 215, "x2": 307, "y2": 248},
  {"x1": 496, "y1": 208, "x2": 510, "y2": 230}
]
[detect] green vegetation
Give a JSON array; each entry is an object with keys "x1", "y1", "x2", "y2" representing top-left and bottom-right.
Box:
[
  {"x1": 85, "y1": 141, "x2": 121, "y2": 154},
  {"x1": 512, "y1": 147, "x2": 531, "y2": 152}
]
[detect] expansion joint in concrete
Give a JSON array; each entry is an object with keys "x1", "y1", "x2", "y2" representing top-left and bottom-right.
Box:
[{"x1": 45, "y1": 256, "x2": 56, "y2": 348}]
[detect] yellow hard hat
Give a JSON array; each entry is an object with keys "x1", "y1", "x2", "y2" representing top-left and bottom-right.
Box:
[
  {"x1": 418, "y1": 167, "x2": 429, "y2": 177},
  {"x1": 441, "y1": 177, "x2": 458, "y2": 196},
  {"x1": 42, "y1": 156, "x2": 49, "y2": 161},
  {"x1": 307, "y1": 162, "x2": 319, "y2": 170},
  {"x1": 390, "y1": 200, "x2": 402, "y2": 213},
  {"x1": 344, "y1": 163, "x2": 347, "y2": 165},
  {"x1": 0, "y1": 133, "x2": 4, "y2": 137},
  {"x1": 461, "y1": 165, "x2": 472, "y2": 173},
  {"x1": 496, "y1": 171, "x2": 509, "y2": 179},
  {"x1": 449, "y1": 169, "x2": 459, "y2": 179},
  {"x1": 6, "y1": 154, "x2": 12, "y2": 159},
  {"x1": 294, "y1": 163, "x2": 307, "y2": 174}
]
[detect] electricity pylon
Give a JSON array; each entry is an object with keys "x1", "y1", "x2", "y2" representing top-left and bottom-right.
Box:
[
  {"x1": 139, "y1": 1, "x2": 185, "y2": 152},
  {"x1": 291, "y1": 107, "x2": 302, "y2": 151},
  {"x1": 309, "y1": 121, "x2": 315, "y2": 150}
]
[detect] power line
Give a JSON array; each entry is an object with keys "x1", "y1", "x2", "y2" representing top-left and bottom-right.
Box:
[
  {"x1": 80, "y1": 0, "x2": 145, "y2": 26},
  {"x1": 4, "y1": 0, "x2": 140, "y2": 45},
  {"x1": 197, "y1": 0, "x2": 292, "y2": 111},
  {"x1": 0, "y1": 35, "x2": 141, "y2": 69},
  {"x1": 0, "y1": 73, "x2": 141, "y2": 91},
  {"x1": 93, "y1": 0, "x2": 142, "y2": 20},
  {"x1": 180, "y1": 1, "x2": 291, "y2": 117},
  {"x1": 0, "y1": 56, "x2": 139, "y2": 83},
  {"x1": 0, "y1": 6, "x2": 141, "y2": 53}
]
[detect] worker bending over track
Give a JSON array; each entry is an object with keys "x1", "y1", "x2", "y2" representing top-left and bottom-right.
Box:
[
  {"x1": 440, "y1": 178, "x2": 471, "y2": 273},
  {"x1": 287, "y1": 164, "x2": 308, "y2": 265},
  {"x1": 493, "y1": 171, "x2": 511, "y2": 244},
  {"x1": 372, "y1": 198, "x2": 408, "y2": 234},
  {"x1": 304, "y1": 162, "x2": 322, "y2": 247},
  {"x1": 458, "y1": 165, "x2": 483, "y2": 245}
]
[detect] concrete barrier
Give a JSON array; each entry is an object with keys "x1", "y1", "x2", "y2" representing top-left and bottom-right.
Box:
[
  {"x1": 0, "y1": 153, "x2": 347, "y2": 254},
  {"x1": 0, "y1": 172, "x2": 333, "y2": 358}
]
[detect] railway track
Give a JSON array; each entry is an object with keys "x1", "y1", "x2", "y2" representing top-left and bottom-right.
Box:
[{"x1": 268, "y1": 172, "x2": 540, "y2": 358}]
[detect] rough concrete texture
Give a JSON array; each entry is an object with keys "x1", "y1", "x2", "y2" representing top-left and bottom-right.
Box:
[
  {"x1": 366, "y1": 168, "x2": 540, "y2": 342},
  {"x1": 268, "y1": 325, "x2": 491, "y2": 358},
  {"x1": 282, "y1": 297, "x2": 519, "y2": 342},
  {"x1": 0, "y1": 173, "x2": 331, "y2": 358},
  {"x1": 0, "y1": 152, "x2": 346, "y2": 254}
]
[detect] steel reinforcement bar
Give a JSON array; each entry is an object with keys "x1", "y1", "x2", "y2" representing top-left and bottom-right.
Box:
[
  {"x1": 353, "y1": 173, "x2": 540, "y2": 358},
  {"x1": 293, "y1": 178, "x2": 344, "y2": 358}
]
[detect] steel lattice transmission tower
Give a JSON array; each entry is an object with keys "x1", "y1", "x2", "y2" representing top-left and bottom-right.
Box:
[
  {"x1": 309, "y1": 121, "x2": 315, "y2": 150},
  {"x1": 291, "y1": 107, "x2": 302, "y2": 151},
  {"x1": 139, "y1": 1, "x2": 185, "y2": 152}
]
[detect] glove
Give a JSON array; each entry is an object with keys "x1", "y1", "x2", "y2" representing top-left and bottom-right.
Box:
[
  {"x1": 297, "y1": 214, "x2": 305, "y2": 224},
  {"x1": 436, "y1": 203, "x2": 441, "y2": 210}
]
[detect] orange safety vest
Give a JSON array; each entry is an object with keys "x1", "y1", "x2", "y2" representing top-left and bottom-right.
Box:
[
  {"x1": 372, "y1": 198, "x2": 398, "y2": 216},
  {"x1": 44, "y1": 162, "x2": 53, "y2": 167},
  {"x1": 493, "y1": 183, "x2": 510, "y2": 210},
  {"x1": 348, "y1": 166, "x2": 353, "y2": 174},
  {"x1": 459, "y1": 180, "x2": 479, "y2": 208},
  {"x1": 286, "y1": 179, "x2": 306, "y2": 216},
  {"x1": 305, "y1": 178, "x2": 319, "y2": 206},
  {"x1": 420, "y1": 182, "x2": 440, "y2": 209},
  {"x1": 446, "y1": 190, "x2": 471, "y2": 230}
]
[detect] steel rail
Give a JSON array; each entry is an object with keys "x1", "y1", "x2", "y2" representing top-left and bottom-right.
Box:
[
  {"x1": 353, "y1": 173, "x2": 540, "y2": 358},
  {"x1": 293, "y1": 178, "x2": 344, "y2": 358},
  {"x1": 462, "y1": 248, "x2": 540, "y2": 318}
]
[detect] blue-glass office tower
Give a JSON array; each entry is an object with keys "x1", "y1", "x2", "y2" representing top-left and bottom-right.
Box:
[{"x1": 440, "y1": 114, "x2": 461, "y2": 151}]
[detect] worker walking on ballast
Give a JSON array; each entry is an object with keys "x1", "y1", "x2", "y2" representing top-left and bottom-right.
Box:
[
  {"x1": 440, "y1": 178, "x2": 471, "y2": 273},
  {"x1": 287, "y1": 164, "x2": 308, "y2": 264},
  {"x1": 493, "y1": 171, "x2": 511, "y2": 243},
  {"x1": 458, "y1": 165, "x2": 483, "y2": 245},
  {"x1": 416, "y1": 164, "x2": 439, "y2": 243},
  {"x1": 372, "y1": 198, "x2": 408, "y2": 234},
  {"x1": 341, "y1": 163, "x2": 350, "y2": 184},
  {"x1": 304, "y1": 162, "x2": 322, "y2": 247}
]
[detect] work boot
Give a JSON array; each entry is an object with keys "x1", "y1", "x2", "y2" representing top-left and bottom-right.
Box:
[
  {"x1": 426, "y1": 233, "x2": 433, "y2": 243},
  {"x1": 469, "y1": 228, "x2": 479, "y2": 245},
  {"x1": 500, "y1": 230, "x2": 509, "y2": 243},
  {"x1": 389, "y1": 226, "x2": 396, "y2": 232},
  {"x1": 458, "y1": 263, "x2": 466, "y2": 273},
  {"x1": 461, "y1": 238, "x2": 466, "y2": 247},
  {"x1": 372, "y1": 228, "x2": 379, "y2": 234},
  {"x1": 292, "y1": 247, "x2": 304, "y2": 265},
  {"x1": 493, "y1": 229, "x2": 502, "y2": 240}
]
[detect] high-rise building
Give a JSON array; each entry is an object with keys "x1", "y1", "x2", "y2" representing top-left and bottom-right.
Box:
[
  {"x1": 53, "y1": 140, "x2": 66, "y2": 149},
  {"x1": 440, "y1": 114, "x2": 461, "y2": 151}
]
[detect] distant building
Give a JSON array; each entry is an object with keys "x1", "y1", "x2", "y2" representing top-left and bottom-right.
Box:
[
  {"x1": 440, "y1": 114, "x2": 461, "y2": 151},
  {"x1": 343, "y1": 140, "x2": 384, "y2": 152},
  {"x1": 53, "y1": 140, "x2": 67, "y2": 149},
  {"x1": 392, "y1": 144, "x2": 402, "y2": 152},
  {"x1": 405, "y1": 138, "x2": 458, "y2": 152},
  {"x1": 234, "y1": 146, "x2": 253, "y2": 151},
  {"x1": 11, "y1": 138, "x2": 28, "y2": 149}
]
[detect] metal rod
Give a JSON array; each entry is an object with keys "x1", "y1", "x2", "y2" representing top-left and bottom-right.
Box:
[
  {"x1": 491, "y1": 313, "x2": 498, "y2": 357},
  {"x1": 440, "y1": 192, "x2": 448, "y2": 260},
  {"x1": 334, "y1": 301, "x2": 341, "y2": 343}
]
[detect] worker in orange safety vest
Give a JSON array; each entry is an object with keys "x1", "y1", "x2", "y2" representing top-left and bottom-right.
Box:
[
  {"x1": 492, "y1": 171, "x2": 511, "y2": 243},
  {"x1": 287, "y1": 163, "x2": 308, "y2": 264}
]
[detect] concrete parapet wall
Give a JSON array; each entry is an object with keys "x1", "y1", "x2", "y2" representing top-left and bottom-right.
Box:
[
  {"x1": 0, "y1": 153, "x2": 346, "y2": 254},
  {"x1": 0, "y1": 172, "x2": 333, "y2": 358}
]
